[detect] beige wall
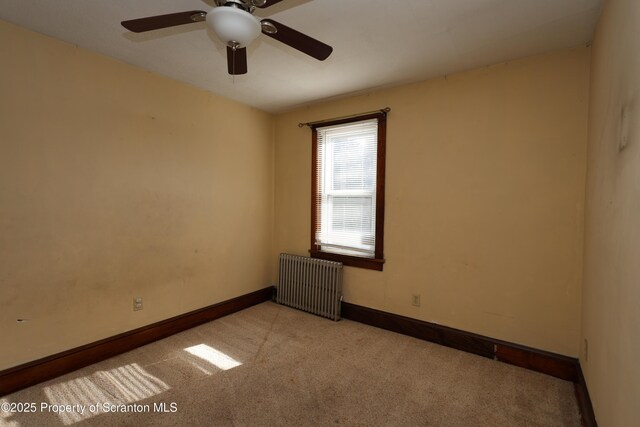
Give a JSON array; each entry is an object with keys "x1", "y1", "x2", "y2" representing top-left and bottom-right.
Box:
[
  {"x1": 274, "y1": 48, "x2": 590, "y2": 356},
  {"x1": 0, "y1": 20, "x2": 274, "y2": 370},
  {"x1": 0, "y1": 15, "x2": 595, "y2": 374},
  {"x1": 581, "y1": 0, "x2": 640, "y2": 425}
]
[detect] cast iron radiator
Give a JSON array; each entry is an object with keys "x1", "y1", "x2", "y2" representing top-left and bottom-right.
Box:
[{"x1": 276, "y1": 253, "x2": 343, "y2": 321}]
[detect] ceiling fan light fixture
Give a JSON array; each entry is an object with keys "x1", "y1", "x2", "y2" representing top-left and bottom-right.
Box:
[
  {"x1": 206, "y1": 7, "x2": 261, "y2": 48},
  {"x1": 121, "y1": 1, "x2": 333, "y2": 75}
]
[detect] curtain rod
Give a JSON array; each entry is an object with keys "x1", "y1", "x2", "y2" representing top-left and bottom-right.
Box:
[{"x1": 298, "y1": 107, "x2": 391, "y2": 128}]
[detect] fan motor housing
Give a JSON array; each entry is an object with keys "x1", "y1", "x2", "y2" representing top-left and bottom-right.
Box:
[{"x1": 216, "y1": 0, "x2": 255, "y2": 11}]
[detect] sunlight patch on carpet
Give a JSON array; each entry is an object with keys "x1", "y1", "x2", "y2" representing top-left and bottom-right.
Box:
[
  {"x1": 184, "y1": 344, "x2": 241, "y2": 371},
  {"x1": 43, "y1": 363, "x2": 169, "y2": 425}
]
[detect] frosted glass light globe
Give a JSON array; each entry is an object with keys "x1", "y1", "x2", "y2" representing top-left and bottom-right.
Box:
[{"x1": 206, "y1": 7, "x2": 261, "y2": 47}]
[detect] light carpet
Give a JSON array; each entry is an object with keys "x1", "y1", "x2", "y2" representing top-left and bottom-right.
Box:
[{"x1": 1, "y1": 302, "x2": 580, "y2": 426}]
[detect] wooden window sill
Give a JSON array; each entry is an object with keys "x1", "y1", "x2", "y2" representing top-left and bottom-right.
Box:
[{"x1": 309, "y1": 250, "x2": 385, "y2": 271}]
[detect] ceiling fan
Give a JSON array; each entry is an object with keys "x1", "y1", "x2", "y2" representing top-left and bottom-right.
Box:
[{"x1": 121, "y1": 0, "x2": 333, "y2": 75}]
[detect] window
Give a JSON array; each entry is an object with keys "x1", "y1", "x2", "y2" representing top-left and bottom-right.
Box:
[{"x1": 310, "y1": 112, "x2": 386, "y2": 271}]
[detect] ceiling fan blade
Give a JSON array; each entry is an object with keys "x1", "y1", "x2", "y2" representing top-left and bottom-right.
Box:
[
  {"x1": 227, "y1": 47, "x2": 248, "y2": 75},
  {"x1": 121, "y1": 11, "x2": 207, "y2": 33},
  {"x1": 256, "y1": 0, "x2": 286, "y2": 8},
  {"x1": 260, "y1": 19, "x2": 332, "y2": 61}
]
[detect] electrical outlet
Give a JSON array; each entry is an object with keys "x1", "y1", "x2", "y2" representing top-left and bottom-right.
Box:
[
  {"x1": 133, "y1": 297, "x2": 143, "y2": 311},
  {"x1": 411, "y1": 294, "x2": 421, "y2": 307}
]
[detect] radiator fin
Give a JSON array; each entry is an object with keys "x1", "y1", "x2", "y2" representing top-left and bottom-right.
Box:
[{"x1": 276, "y1": 253, "x2": 343, "y2": 321}]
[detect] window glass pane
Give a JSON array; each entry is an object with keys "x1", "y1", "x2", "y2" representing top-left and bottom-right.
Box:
[
  {"x1": 316, "y1": 118, "x2": 378, "y2": 258},
  {"x1": 331, "y1": 135, "x2": 377, "y2": 191},
  {"x1": 329, "y1": 196, "x2": 374, "y2": 241}
]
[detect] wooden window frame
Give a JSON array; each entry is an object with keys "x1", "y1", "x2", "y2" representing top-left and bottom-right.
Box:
[{"x1": 310, "y1": 112, "x2": 387, "y2": 271}]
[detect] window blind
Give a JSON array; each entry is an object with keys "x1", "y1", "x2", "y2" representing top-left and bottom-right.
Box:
[{"x1": 315, "y1": 118, "x2": 378, "y2": 258}]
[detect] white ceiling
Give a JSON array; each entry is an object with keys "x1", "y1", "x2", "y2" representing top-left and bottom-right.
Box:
[{"x1": 0, "y1": 0, "x2": 603, "y2": 112}]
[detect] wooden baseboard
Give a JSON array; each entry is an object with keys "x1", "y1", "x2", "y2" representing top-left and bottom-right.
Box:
[
  {"x1": 574, "y1": 364, "x2": 598, "y2": 427},
  {"x1": 0, "y1": 286, "x2": 274, "y2": 397},
  {"x1": 341, "y1": 302, "x2": 578, "y2": 381},
  {"x1": 341, "y1": 302, "x2": 600, "y2": 425}
]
